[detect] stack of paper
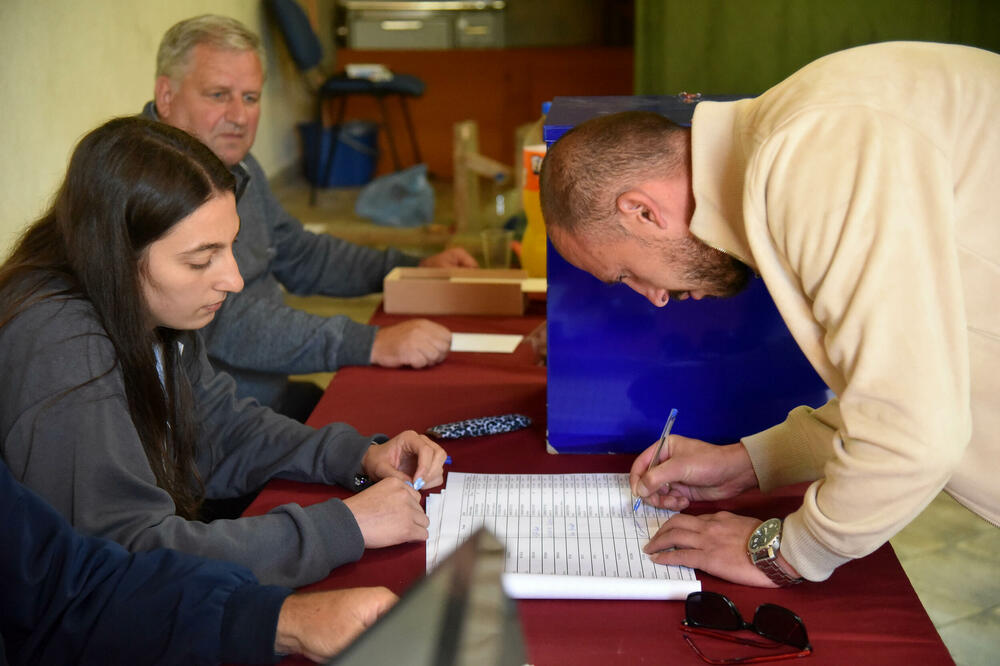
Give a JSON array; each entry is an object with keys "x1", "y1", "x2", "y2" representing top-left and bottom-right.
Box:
[
  {"x1": 426, "y1": 472, "x2": 700, "y2": 600},
  {"x1": 450, "y1": 332, "x2": 523, "y2": 353}
]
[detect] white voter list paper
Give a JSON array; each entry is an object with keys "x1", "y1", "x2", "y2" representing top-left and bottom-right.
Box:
[
  {"x1": 450, "y1": 333, "x2": 523, "y2": 353},
  {"x1": 426, "y1": 472, "x2": 701, "y2": 600}
]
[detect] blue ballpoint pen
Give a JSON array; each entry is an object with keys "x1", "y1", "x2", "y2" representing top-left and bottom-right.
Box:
[{"x1": 633, "y1": 408, "x2": 679, "y2": 512}]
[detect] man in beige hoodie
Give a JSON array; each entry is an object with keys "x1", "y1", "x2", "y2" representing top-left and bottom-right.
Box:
[{"x1": 541, "y1": 42, "x2": 999, "y2": 587}]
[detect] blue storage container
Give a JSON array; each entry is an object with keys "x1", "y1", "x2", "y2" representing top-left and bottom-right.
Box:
[
  {"x1": 543, "y1": 96, "x2": 829, "y2": 454},
  {"x1": 297, "y1": 120, "x2": 378, "y2": 187}
]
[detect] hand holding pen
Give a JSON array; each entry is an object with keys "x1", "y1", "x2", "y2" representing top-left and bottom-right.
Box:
[
  {"x1": 632, "y1": 408, "x2": 679, "y2": 511},
  {"x1": 630, "y1": 426, "x2": 761, "y2": 512}
]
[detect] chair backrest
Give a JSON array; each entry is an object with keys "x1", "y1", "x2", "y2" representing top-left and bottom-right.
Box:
[{"x1": 268, "y1": 0, "x2": 323, "y2": 71}]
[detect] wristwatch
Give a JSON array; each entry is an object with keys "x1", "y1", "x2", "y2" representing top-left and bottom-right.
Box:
[
  {"x1": 352, "y1": 434, "x2": 390, "y2": 491},
  {"x1": 748, "y1": 518, "x2": 803, "y2": 587}
]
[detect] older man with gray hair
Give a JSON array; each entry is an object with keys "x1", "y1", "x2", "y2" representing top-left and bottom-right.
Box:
[{"x1": 145, "y1": 15, "x2": 477, "y2": 423}]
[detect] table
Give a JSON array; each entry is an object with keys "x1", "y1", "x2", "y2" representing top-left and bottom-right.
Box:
[{"x1": 244, "y1": 304, "x2": 953, "y2": 665}]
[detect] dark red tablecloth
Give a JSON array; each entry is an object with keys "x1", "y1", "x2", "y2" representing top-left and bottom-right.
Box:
[{"x1": 244, "y1": 305, "x2": 952, "y2": 665}]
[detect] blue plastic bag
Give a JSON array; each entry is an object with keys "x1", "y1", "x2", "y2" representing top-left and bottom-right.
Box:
[{"x1": 354, "y1": 163, "x2": 435, "y2": 227}]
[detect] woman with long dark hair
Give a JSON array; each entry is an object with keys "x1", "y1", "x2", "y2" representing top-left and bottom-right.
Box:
[{"x1": 0, "y1": 117, "x2": 445, "y2": 588}]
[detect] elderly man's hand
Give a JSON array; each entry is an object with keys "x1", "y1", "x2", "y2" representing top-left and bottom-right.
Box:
[
  {"x1": 275, "y1": 587, "x2": 398, "y2": 661},
  {"x1": 419, "y1": 246, "x2": 479, "y2": 268},
  {"x1": 523, "y1": 321, "x2": 546, "y2": 365},
  {"x1": 371, "y1": 319, "x2": 451, "y2": 368}
]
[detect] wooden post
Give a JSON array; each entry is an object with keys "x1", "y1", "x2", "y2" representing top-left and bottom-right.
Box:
[{"x1": 453, "y1": 120, "x2": 481, "y2": 232}]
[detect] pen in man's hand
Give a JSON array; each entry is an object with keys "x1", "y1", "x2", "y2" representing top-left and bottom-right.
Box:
[{"x1": 632, "y1": 408, "x2": 679, "y2": 512}]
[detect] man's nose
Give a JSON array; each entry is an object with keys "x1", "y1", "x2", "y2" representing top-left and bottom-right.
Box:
[
  {"x1": 225, "y1": 98, "x2": 248, "y2": 125},
  {"x1": 631, "y1": 284, "x2": 668, "y2": 308}
]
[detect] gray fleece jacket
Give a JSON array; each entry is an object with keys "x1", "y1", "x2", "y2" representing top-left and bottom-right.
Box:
[{"x1": 0, "y1": 289, "x2": 372, "y2": 588}]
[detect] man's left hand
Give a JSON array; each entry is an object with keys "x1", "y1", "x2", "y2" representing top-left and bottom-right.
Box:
[
  {"x1": 420, "y1": 247, "x2": 478, "y2": 268},
  {"x1": 644, "y1": 511, "x2": 788, "y2": 587}
]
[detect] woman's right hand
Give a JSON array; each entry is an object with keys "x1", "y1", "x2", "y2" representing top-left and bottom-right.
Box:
[
  {"x1": 629, "y1": 435, "x2": 760, "y2": 511},
  {"x1": 343, "y1": 478, "x2": 429, "y2": 548}
]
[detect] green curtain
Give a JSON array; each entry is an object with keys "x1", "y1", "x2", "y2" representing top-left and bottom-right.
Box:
[{"x1": 635, "y1": 0, "x2": 1000, "y2": 95}]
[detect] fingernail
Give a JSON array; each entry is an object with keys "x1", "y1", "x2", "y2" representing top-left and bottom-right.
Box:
[
  {"x1": 405, "y1": 481, "x2": 414, "y2": 489},
  {"x1": 413, "y1": 478, "x2": 425, "y2": 491},
  {"x1": 444, "y1": 456, "x2": 452, "y2": 465}
]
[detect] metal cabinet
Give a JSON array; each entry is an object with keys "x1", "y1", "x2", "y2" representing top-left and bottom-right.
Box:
[{"x1": 340, "y1": 1, "x2": 505, "y2": 49}]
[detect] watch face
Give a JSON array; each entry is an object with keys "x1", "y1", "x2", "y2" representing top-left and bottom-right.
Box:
[{"x1": 749, "y1": 518, "x2": 781, "y2": 551}]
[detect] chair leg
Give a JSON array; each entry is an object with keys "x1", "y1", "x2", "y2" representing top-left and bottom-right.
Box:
[
  {"x1": 375, "y1": 95, "x2": 402, "y2": 171},
  {"x1": 398, "y1": 95, "x2": 423, "y2": 165},
  {"x1": 314, "y1": 95, "x2": 348, "y2": 206}
]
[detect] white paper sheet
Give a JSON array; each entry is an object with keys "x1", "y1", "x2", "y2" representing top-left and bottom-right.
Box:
[
  {"x1": 425, "y1": 472, "x2": 700, "y2": 600},
  {"x1": 519, "y1": 277, "x2": 547, "y2": 293},
  {"x1": 501, "y1": 573, "x2": 699, "y2": 600},
  {"x1": 450, "y1": 333, "x2": 523, "y2": 353}
]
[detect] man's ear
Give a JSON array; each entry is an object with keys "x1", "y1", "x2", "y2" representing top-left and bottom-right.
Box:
[
  {"x1": 153, "y1": 76, "x2": 175, "y2": 120},
  {"x1": 616, "y1": 189, "x2": 666, "y2": 234}
]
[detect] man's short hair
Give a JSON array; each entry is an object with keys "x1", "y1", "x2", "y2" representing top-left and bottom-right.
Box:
[
  {"x1": 539, "y1": 111, "x2": 687, "y2": 236},
  {"x1": 157, "y1": 14, "x2": 265, "y2": 82}
]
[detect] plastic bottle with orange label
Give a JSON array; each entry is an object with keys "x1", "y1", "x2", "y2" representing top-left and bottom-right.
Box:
[{"x1": 519, "y1": 102, "x2": 550, "y2": 278}]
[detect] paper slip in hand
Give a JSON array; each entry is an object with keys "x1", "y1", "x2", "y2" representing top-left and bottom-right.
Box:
[{"x1": 451, "y1": 333, "x2": 523, "y2": 353}]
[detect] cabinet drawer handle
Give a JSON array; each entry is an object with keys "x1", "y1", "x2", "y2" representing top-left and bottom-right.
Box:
[{"x1": 380, "y1": 20, "x2": 423, "y2": 31}]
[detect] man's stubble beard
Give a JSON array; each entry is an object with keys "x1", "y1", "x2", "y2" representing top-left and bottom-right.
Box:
[{"x1": 664, "y1": 235, "x2": 752, "y2": 300}]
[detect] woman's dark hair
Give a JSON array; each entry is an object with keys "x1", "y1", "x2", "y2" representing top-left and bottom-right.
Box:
[{"x1": 0, "y1": 116, "x2": 235, "y2": 518}]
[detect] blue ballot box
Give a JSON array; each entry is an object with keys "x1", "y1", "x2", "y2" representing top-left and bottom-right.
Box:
[{"x1": 543, "y1": 96, "x2": 829, "y2": 454}]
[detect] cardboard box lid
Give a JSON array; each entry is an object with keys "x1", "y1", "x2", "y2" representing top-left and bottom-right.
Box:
[{"x1": 384, "y1": 267, "x2": 529, "y2": 315}]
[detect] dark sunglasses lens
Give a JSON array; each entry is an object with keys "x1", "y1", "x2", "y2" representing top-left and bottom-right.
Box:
[
  {"x1": 686, "y1": 592, "x2": 744, "y2": 630},
  {"x1": 753, "y1": 604, "x2": 809, "y2": 649}
]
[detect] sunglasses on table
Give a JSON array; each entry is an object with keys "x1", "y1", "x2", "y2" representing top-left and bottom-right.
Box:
[{"x1": 681, "y1": 591, "x2": 812, "y2": 664}]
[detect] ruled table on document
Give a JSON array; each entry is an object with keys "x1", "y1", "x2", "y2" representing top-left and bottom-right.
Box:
[{"x1": 426, "y1": 473, "x2": 700, "y2": 600}]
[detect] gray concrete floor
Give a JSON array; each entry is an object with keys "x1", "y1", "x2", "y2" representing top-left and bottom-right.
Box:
[{"x1": 276, "y1": 175, "x2": 1000, "y2": 666}]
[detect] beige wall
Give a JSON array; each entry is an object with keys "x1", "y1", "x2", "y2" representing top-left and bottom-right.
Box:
[{"x1": 0, "y1": 0, "x2": 314, "y2": 258}]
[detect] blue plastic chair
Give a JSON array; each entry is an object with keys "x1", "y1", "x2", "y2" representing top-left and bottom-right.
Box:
[{"x1": 268, "y1": 0, "x2": 426, "y2": 204}]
